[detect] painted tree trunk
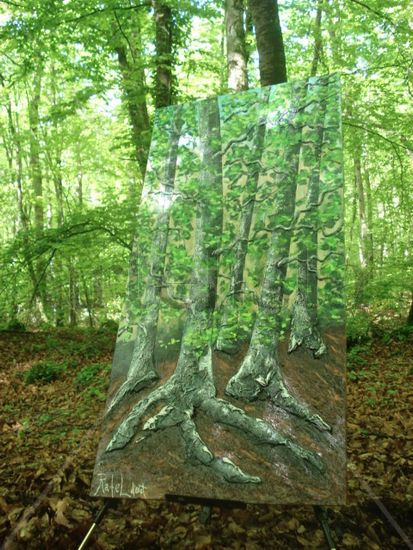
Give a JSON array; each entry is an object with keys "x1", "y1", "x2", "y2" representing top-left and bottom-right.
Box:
[
  {"x1": 216, "y1": 87, "x2": 270, "y2": 353},
  {"x1": 105, "y1": 97, "x2": 324, "y2": 483},
  {"x1": 226, "y1": 77, "x2": 332, "y2": 432},
  {"x1": 107, "y1": 106, "x2": 184, "y2": 414},
  {"x1": 288, "y1": 78, "x2": 332, "y2": 357}
]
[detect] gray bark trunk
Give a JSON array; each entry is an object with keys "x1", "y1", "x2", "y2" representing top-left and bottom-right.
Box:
[
  {"x1": 153, "y1": 1, "x2": 174, "y2": 109},
  {"x1": 310, "y1": 0, "x2": 324, "y2": 77},
  {"x1": 225, "y1": 0, "x2": 248, "y2": 92},
  {"x1": 107, "y1": 105, "x2": 184, "y2": 414},
  {"x1": 288, "y1": 78, "x2": 332, "y2": 357},
  {"x1": 116, "y1": 42, "x2": 151, "y2": 180},
  {"x1": 226, "y1": 78, "x2": 331, "y2": 432},
  {"x1": 216, "y1": 87, "x2": 270, "y2": 353}
]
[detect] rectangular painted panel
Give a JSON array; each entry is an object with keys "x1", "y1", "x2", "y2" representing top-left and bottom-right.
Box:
[{"x1": 91, "y1": 74, "x2": 345, "y2": 504}]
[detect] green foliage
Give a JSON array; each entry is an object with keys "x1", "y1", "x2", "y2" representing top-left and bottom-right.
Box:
[
  {"x1": 346, "y1": 311, "x2": 372, "y2": 345},
  {"x1": 75, "y1": 362, "x2": 110, "y2": 387},
  {"x1": 5, "y1": 320, "x2": 26, "y2": 332},
  {"x1": 24, "y1": 360, "x2": 67, "y2": 384}
]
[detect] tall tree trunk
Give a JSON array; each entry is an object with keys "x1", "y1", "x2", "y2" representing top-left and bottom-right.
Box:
[
  {"x1": 116, "y1": 42, "x2": 151, "y2": 180},
  {"x1": 153, "y1": 1, "x2": 174, "y2": 108},
  {"x1": 310, "y1": 0, "x2": 324, "y2": 76},
  {"x1": 226, "y1": 77, "x2": 333, "y2": 432},
  {"x1": 28, "y1": 69, "x2": 44, "y2": 237},
  {"x1": 363, "y1": 156, "x2": 374, "y2": 270},
  {"x1": 225, "y1": 0, "x2": 248, "y2": 92},
  {"x1": 28, "y1": 66, "x2": 49, "y2": 322},
  {"x1": 216, "y1": 87, "x2": 270, "y2": 353},
  {"x1": 354, "y1": 147, "x2": 368, "y2": 269},
  {"x1": 248, "y1": 0, "x2": 287, "y2": 85},
  {"x1": 407, "y1": 293, "x2": 413, "y2": 326},
  {"x1": 288, "y1": 79, "x2": 332, "y2": 357},
  {"x1": 105, "y1": 97, "x2": 324, "y2": 481},
  {"x1": 69, "y1": 261, "x2": 78, "y2": 327},
  {"x1": 107, "y1": 105, "x2": 184, "y2": 414}
]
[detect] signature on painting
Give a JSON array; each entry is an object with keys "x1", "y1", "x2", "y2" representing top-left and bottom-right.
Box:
[{"x1": 93, "y1": 472, "x2": 146, "y2": 498}]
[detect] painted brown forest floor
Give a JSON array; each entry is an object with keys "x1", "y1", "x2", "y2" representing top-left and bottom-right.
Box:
[{"x1": 0, "y1": 327, "x2": 412, "y2": 549}]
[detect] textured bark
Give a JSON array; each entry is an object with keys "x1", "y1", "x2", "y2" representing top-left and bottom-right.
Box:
[
  {"x1": 288, "y1": 77, "x2": 332, "y2": 357},
  {"x1": 354, "y1": 148, "x2": 368, "y2": 268},
  {"x1": 153, "y1": 1, "x2": 173, "y2": 108},
  {"x1": 407, "y1": 293, "x2": 413, "y2": 326},
  {"x1": 28, "y1": 66, "x2": 49, "y2": 321},
  {"x1": 225, "y1": 0, "x2": 248, "y2": 92},
  {"x1": 310, "y1": 0, "x2": 324, "y2": 77},
  {"x1": 248, "y1": 0, "x2": 287, "y2": 86},
  {"x1": 216, "y1": 87, "x2": 270, "y2": 353},
  {"x1": 107, "y1": 106, "x2": 184, "y2": 414},
  {"x1": 226, "y1": 79, "x2": 330, "y2": 432},
  {"x1": 28, "y1": 68, "x2": 44, "y2": 235},
  {"x1": 105, "y1": 98, "x2": 324, "y2": 482},
  {"x1": 116, "y1": 41, "x2": 151, "y2": 180}
]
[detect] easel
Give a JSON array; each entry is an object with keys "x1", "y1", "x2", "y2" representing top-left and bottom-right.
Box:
[{"x1": 77, "y1": 497, "x2": 336, "y2": 550}]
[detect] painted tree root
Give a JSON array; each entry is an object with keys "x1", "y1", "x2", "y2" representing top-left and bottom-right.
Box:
[
  {"x1": 288, "y1": 288, "x2": 326, "y2": 357},
  {"x1": 104, "y1": 349, "x2": 324, "y2": 483},
  {"x1": 225, "y1": 347, "x2": 331, "y2": 432}
]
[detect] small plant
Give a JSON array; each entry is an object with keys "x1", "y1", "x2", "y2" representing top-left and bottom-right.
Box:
[
  {"x1": 6, "y1": 319, "x2": 26, "y2": 332},
  {"x1": 75, "y1": 362, "x2": 110, "y2": 387},
  {"x1": 24, "y1": 360, "x2": 66, "y2": 384},
  {"x1": 347, "y1": 344, "x2": 369, "y2": 367}
]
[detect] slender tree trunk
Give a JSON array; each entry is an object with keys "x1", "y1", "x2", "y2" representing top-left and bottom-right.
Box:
[
  {"x1": 116, "y1": 42, "x2": 151, "y2": 180},
  {"x1": 107, "y1": 105, "x2": 184, "y2": 414},
  {"x1": 248, "y1": 0, "x2": 287, "y2": 85},
  {"x1": 407, "y1": 293, "x2": 413, "y2": 326},
  {"x1": 363, "y1": 158, "x2": 374, "y2": 270},
  {"x1": 354, "y1": 148, "x2": 368, "y2": 268},
  {"x1": 226, "y1": 77, "x2": 332, "y2": 432},
  {"x1": 288, "y1": 80, "x2": 331, "y2": 357},
  {"x1": 225, "y1": 0, "x2": 248, "y2": 92},
  {"x1": 216, "y1": 87, "x2": 270, "y2": 353},
  {"x1": 69, "y1": 261, "x2": 78, "y2": 327},
  {"x1": 28, "y1": 66, "x2": 49, "y2": 322},
  {"x1": 310, "y1": 0, "x2": 324, "y2": 76},
  {"x1": 153, "y1": 1, "x2": 174, "y2": 108}
]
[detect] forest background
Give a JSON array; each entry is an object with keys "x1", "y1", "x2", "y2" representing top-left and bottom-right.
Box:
[{"x1": 0, "y1": 0, "x2": 412, "y2": 548}]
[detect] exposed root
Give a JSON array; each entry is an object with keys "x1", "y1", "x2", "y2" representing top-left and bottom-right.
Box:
[
  {"x1": 106, "y1": 371, "x2": 159, "y2": 416},
  {"x1": 269, "y1": 382, "x2": 331, "y2": 432},
  {"x1": 180, "y1": 415, "x2": 261, "y2": 483},
  {"x1": 225, "y1": 346, "x2": 275, "y2": 401},
  {"x1": 202, "y1": 398, "x2": 325, "y2": 472},
  {"x1": 105, "y1": 351, "x2": 325, "y2": 483},
  {"x1": 225, "y1": 347, "x2": 331, "y2": 432},
  {"x1": 106, "y1": 384, "x2": 170, "y2": 451}
]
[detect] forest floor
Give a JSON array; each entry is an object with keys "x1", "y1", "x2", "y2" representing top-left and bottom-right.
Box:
[{"x1": 0, "y1": 327, "x2": 412, "y2": 549}]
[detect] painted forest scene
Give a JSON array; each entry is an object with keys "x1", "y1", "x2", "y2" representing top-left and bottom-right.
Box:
[
  {"x1": 0, "y1": 0, "x2": 411, "y2": 547},
  {"x1": 91, "y1": 75, "x2": 345, "y2": 505}
]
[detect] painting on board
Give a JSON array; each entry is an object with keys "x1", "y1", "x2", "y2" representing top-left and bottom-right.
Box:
[{"x1": 91, "y1": 74, "x2": 346, "y2": 504}]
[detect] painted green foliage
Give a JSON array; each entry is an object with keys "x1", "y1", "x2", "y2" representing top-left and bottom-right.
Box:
[{"x1": 94, "y1": 74, "x2": 344, "y2": 497}]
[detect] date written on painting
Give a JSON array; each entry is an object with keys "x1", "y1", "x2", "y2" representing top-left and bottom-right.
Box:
[{"x1": 93, "y1": 472, "x2": 146, "y2": 498}]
